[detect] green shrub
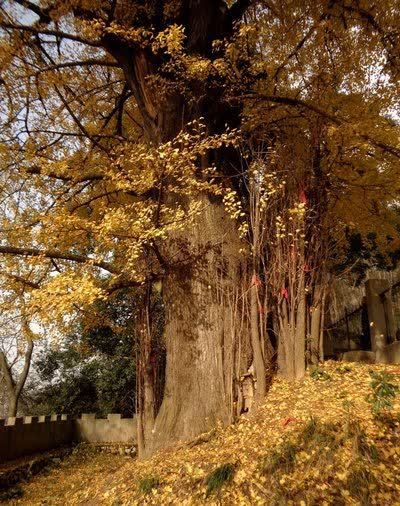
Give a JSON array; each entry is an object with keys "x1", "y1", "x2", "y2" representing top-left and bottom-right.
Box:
[
  {"x1": 337, "y1": 365, "x2": 353, "y2": 374},
  {"x1": 366, "y1": 370, "x2": 399, "y2": 416},
  {"x1": 310, "y1": 367, "x2": 331, "y2": 381}
]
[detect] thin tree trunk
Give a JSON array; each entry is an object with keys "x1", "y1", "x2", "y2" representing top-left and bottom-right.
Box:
[
  {"x1": 310, "y1": 303, "x2": 322, "y2": 365},
  {"x1": 0, "y1": 338, "x2": 33, "y2": 418},
  {"x1": 294, "y1": 290, "x2": 306, "y2": 379},
  {"x1": 137, "y1": 289, "x2": 156, "y2": 456},
  {"x1": 250, "y1": 279, "x2": 267, "y2": 400},
  {"x1": 319, "y1": 288, "x2": 326, "y2": 362},
  {"x1": 310, "y1": 285, "x2": 323, "y2": 365}
]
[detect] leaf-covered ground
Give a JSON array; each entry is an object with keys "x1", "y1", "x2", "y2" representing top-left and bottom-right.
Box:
[{"x1": 10, "y1": 361, "x2": 400, "y2": 505}]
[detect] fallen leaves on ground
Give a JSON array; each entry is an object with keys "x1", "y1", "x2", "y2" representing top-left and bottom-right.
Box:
[{"x1": 12, "y1": 361, "x2": 400, "y2": 505}]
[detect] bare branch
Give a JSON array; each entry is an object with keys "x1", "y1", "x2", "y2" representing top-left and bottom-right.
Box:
[
  {"x1": 0, "y1": 22, "x2": 101, "y2": 48},
  {"x1": 0, "y1": 245, "x2": 120, "y2": 275},
  {"x1": 35, "y1": 59, "x2": 120, "y2": 75},
  {"x1": 13, "y1": 0, "x2": 53, "y2": 24},
  {"x1": 244, "y1": 93, "x2": 400, "y2": 158},
  {"x1": 0, "y1": 270, "x2": 40, "y2": 289},
  {"x1": 53, "y1": 85, "x2": 105, "y2": 151}
]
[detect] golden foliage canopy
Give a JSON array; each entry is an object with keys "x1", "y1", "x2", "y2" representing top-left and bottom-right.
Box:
[{"x1": 0, "y1": 0, "x2": 399, "y2": 327}]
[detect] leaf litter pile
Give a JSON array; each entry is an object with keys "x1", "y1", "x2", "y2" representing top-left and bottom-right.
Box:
[{"x1": 11, "y1": 362, "x2": 400, "y2": 505}]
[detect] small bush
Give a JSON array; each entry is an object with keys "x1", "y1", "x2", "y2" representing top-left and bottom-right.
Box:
[
  {"x1": 299, "y1": 416, "x2": 319, "y2": 442},
  {"x1": 366, "y1": 370, "x2": 399, "y2": 417},
  {"x1": 310, "y1": 367, "x2": 331, "y2": 381},
  {"x1": 137, "y1": 475, "x2": 160, "y2": 495},
  {"x1": 359, "y1": 439, "x2": 379, "y2": 462},
  {"x1": 346, "y1": 420, "x2": 379, "y2": 462},
  {"x1": 205, "y1": 463, "x2": 235, "y2": 496},
  {"x1": 337, "y1": 365, "x2": 353, "y2": 374}
]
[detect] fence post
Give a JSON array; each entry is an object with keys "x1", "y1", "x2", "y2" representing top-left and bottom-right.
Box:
[
  {"x1": 365, "y1": 279, "x2": 389, "y2": 355},
  {"x1": 381, "y1": 289, "x2": 396, "y2": 343}
]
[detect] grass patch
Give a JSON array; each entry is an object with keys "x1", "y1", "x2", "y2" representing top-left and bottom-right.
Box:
[
  {"x1": 137, "y1": 475, "x2": 160, "y2": 495},
  {"x1": 205, "y1": 463, "x2": 235, "y2": 497},
  {"x1": 261, "y1": 439, "x2": 297, "y2": 474},
  {"x1": 257, "y1": 416, "x2": 384, "y2": 506},
  {"x1": 260, "y1": 416, "x2": 380, "y2": 485},
  {"x1": 346, "y1": 465, "x2": 376, "y2": 502},
  {"x1": 299, "y1": 417, "x2": 338, "y2": 448},
  {"x1": 350, "y1": 424, "x2": 380, "y2": 463}
]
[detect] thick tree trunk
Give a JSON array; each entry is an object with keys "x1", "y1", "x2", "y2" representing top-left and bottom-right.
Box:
[
  {"x1": 277, "y1": 295, "x2": 306, "y2": 380},
  {"x1": 142, "y1": 195, "x2": 243, "y2": 457},
  {"x1": 104, "y1": 2, "x2": 250, "y2": 457}
]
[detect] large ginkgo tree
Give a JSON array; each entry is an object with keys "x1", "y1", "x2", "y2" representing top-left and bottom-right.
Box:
[{"x1": 0, "y1": 0, "x2": 399, "y2": 457}]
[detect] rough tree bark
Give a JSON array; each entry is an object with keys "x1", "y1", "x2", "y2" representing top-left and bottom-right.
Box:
[{"x1": 145, "y1": 195, "x2": 243, "y2": 457}]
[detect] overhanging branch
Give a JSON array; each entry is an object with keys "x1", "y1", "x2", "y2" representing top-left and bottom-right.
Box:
[
  {"x1": 25, "y1": 165, "x2": 104, "y2": 183},
  {"x1": 35, "y1": 59, "x2": 120, "y2": 76},
  {"x1": 0, "y1": 22, "x2": 101, "y2": 48},
  {"x1": 243, "y1": 92, "x2": 400, "y2": 158},
  {"x1": 0, "y1": 270, "x2": 40, "y2": 289},
  {"x1": 0, "y1": 245, "x2": 120, "y2": 275},
  {"x1": 228, "y1": 0, "x2": 253, "y2": 22}
]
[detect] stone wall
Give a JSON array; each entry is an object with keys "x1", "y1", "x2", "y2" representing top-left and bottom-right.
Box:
[
  {"x1": 74, "y1": 413, "x2": 136, "y2": 444},
  {"x1": 0, "y1": 414, "x2": 137, "y2": 464},
  {"x1": 376, "y1": 341, "x2": 400, "y2": 365},
  {"x1": 0, "y1": 415, "x2": 74, "y2": 463},
  {"x1": 342, "y1": 341, "x2": 400, "y2": 365}
]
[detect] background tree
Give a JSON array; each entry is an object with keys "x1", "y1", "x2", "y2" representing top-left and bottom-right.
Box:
[
  {"x1": 0, "y1": 301, "x2": 35, "y2": 417},
  {"x1": 29, "y1": 290, "x2": 144, "y2": 417}
]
